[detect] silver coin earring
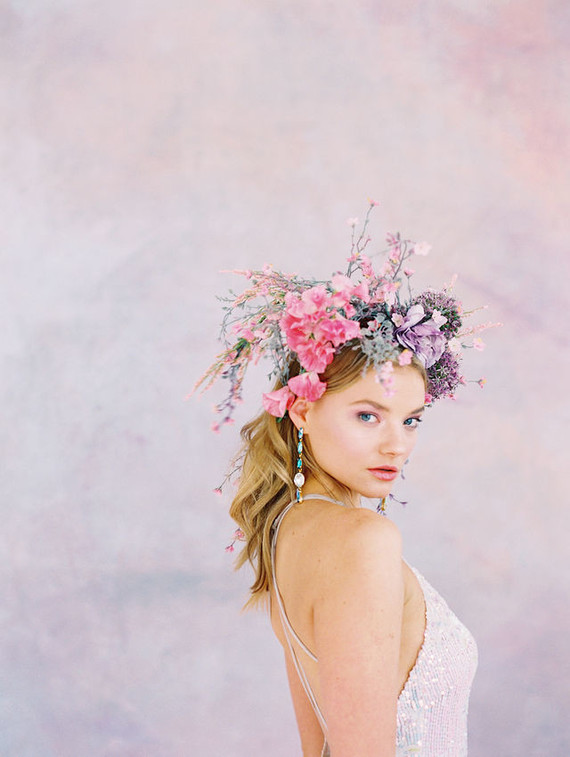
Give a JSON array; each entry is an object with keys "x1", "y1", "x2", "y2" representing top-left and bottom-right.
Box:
[{"x1": 293, "y1": 427, "x2": 305, "y2": 502}]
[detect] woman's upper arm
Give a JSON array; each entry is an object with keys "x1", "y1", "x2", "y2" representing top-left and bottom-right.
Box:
[{"x1": 313, "y1": 513, "x2": 403, "y2": 757}]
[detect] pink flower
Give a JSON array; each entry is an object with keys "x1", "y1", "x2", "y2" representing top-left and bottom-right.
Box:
[
  {"x1": 288, "y1": 372, "x2": 327, "y2": 401},
  {"x1": 398, "y1": 350, "x2": 413, "y2": 366},
  {"x1": 391, "y1": 313, "x2": 405, "y2": 327},
  {"x1": 351, "y1": 280, "x2": 370, "y2": 303},
  {"x1": 473, "y1": 338, "x2": 485, "y2": 351},
  {"x1": 413, "y1": 241, "x2": 432, "y2": 256},
  {"x1": 331, "y1": 272, "x2": 352, "y2": 289},
  {"x1": 404, "y1": 268, "x2": 415, "y2": 277},
  {"x1": 279, "y1": 316, "x2": 305, "y2": 347},
  {"x1": 281, "y1": 286, "x2": 361, "y2": 374},
  {"x1": 303, "y1": 285, "x2": 329, "y2": 312},
  {"x1": 295, "y1": 339, "x2": 335, "y2": 373},
  {"x1": 213, "y1": 487, "x2": 223, "y2": 496},
  {"x1": 316, "y1": 315, "x2": 360, "y2": 348},
  {"x1": 262, "y1": 386, "x2": 296, "y2": 417},
  {"x1": 282, "y1": 292, "x2": 311, "y2": 320},
  {"x1": 424, "y1": 392, "x2": 433, "y2": 405},
  {"x1": 225, "y1": 528, "x2": 244, "y2": 554},
  {"x1": 331, "y1": 275, "x2": 353, "y2": 309},
  {"x1": 359, "y1": 254, "x2": 374, "y2": 277},
  {"x1": 331, "y1": 274, "x2": 370, "y2": 307},
  {"x1": 478, "y1": 377, "x2": 487, "y2": 388},
  {"x1": 346, "y1": 217, "x2": 359, "y2": 227},
  {"x1": 282, "y1": 286, "x2": 330, "y2": 327},
  {"x1": 379, "y1": 281, "x2": 400, "y2": 306},
  {"x1": 281, "y1": 315, "x2": 320, "y2": 356}
]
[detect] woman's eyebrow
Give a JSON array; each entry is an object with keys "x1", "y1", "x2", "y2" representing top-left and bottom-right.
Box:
[{"x1": 350, "y1": 399, "x2": 425, "y2": 415}]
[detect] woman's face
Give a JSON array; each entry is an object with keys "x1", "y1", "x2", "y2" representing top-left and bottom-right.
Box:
[{"x1": 298, "y1": 365, "x2": 426, "y2": 504}]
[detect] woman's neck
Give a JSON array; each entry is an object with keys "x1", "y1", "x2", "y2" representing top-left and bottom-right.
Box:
[{"x1": 301, "y1": 480, "x2": 361, "y2": 508}]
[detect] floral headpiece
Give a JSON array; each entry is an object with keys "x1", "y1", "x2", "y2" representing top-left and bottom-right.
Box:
[{"x1": 195, "y1": 203, "x2": 498, "y2": 429}]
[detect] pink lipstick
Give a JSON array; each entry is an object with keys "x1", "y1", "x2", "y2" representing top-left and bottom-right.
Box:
[{"x1": 368, "y1": 467, "x2": 399, "y2": 481}]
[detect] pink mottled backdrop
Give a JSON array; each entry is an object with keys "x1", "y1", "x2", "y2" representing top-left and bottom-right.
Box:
[{"x1": 1, "y1": 1, "x2": 569, "y2": 755}]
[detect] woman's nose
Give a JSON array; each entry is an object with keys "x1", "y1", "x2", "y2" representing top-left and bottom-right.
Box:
[{"x1": 378, "y1": 423, "x2": 407, "y2": 456}]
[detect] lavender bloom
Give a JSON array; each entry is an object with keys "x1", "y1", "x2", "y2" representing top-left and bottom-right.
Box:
[
  {"x1": 394, "y1": 305, "x2": 447, "y2": 368},
  {"x1": 427, "y1": 349, "x2": 462, "y2": 399},
  {"x1": 414, "y1": 290, "x2": 462, "y2": 337}
]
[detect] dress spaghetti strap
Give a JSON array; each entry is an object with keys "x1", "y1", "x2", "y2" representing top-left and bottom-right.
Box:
[{"x1": 270, "y1": 496, "x2": 344, "y2": 741}]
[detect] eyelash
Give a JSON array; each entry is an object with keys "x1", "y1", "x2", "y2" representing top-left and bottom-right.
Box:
[
  {"x1": 404, "y1": 417, "x2": 423, "y2": 429},
  {"x1": 358, "y1": 412, "x2": 378, "y2": 424}
]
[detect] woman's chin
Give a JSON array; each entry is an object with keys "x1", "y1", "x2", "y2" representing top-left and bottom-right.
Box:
[{"x1": 358, "y1": 482, "x2": 395, "y2": 501}]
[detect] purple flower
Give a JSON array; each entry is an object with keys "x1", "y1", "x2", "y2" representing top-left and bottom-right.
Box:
[
  {"x1": 426, "y1": 349, "x2": 462, "y2": 399},
  {"x1": 413, "y1": 291, "x2": 462, "y2": 337},
  {"x1": 394, "y1": 305, "x2": 446, "y2": 368}
]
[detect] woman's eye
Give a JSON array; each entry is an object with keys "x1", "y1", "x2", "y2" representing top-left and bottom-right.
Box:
[
  {"x1": 404, "y1": 417, "x2": 423, "y2": 429},
  {"x1": 358, "y1": 412, "x2": 377, "y2": 423}
]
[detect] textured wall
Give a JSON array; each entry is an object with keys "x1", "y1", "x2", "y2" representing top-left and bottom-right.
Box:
[{"x1": 1, "y1": 1, "x2": 569, "y2": 755}]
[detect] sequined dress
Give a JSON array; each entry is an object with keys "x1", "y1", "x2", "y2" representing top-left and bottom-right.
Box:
[{"x1": 271, "y1": 499, "x2": 478, "y2": 757}]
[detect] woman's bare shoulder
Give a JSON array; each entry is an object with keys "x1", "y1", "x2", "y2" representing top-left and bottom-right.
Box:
[
  {"x1": 313, "y1": 504, "x2": 401, "y2": 548},
  {"x1": 309, "y1": 506, "x2": 402, "y2": 583}
]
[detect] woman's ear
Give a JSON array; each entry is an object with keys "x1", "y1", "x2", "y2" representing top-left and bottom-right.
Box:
[{"x1": 288, "y1": 396, "x2": 312, "y2": 431}]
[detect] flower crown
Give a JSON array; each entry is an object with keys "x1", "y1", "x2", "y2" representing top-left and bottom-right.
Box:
[{"x1": 195, "y1": 203, "x2": 498, "y2": 429}]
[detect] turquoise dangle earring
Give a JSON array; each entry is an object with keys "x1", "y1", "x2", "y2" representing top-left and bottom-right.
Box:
[
  {"x1": 294, "y1": 427, "x2": 305, "y2": 502},
  {"x1": 377, "y1": 498, "x2": 386, "y2": 515}
]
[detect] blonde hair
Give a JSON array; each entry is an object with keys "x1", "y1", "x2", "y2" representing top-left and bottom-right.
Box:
[{"x1": 229, "y1": 347, "x2": 426, "y2": 608}]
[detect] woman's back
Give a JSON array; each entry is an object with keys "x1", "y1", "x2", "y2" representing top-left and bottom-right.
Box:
[
  {"x1": 271, "y1": 496, "x2": 478, "y2": 756},
  {"x1": 270, "y1": 497, "x2": 427, "y2": 699}
]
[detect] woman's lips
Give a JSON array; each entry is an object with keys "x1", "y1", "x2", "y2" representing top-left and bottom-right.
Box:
[{"x1": 368, "y1": 467, "x2": 399, "y2": 481}]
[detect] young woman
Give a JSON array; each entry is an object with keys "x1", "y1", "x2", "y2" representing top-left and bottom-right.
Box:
[{"x1": 197, "y1": 209, "x2": 490, "y2": 756}]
